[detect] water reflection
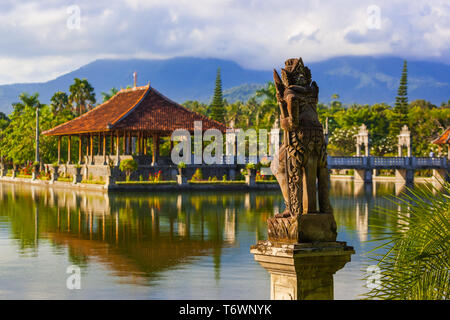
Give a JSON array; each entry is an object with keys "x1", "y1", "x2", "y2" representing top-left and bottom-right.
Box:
[{"x1": 0, "y1": 181, "x2": 402, "y2": 299}]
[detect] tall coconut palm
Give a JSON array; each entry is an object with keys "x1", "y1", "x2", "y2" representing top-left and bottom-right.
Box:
[
  {"x1": 68, "y1": 78, "x2": 96, "y2": 116},
  {"x1": 50, "y1": 91, "x2": 70, "y2": 115}
]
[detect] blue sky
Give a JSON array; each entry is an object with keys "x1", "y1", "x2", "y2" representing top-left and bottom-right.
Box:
[{"x1": 0, "y1": 0, "x2": 449, "y2": 84}]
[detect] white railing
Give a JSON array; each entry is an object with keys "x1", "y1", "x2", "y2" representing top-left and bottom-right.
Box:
[
  {"x1": 328, "y1": 156, "x2": 447, "y2": 169},
  {"x1": 372, "y1": 157, "x2": 407, "y2": 166},
  {"x1": 415, "y1": 157, "x2": 446, "y2": 167},
  {"x1": 328, "y1": 156, "x2": 365, "y2": 166}
]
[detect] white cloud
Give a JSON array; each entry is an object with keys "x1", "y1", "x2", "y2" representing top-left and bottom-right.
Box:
[{"x1": 0, "y1": 0, "x2": 448, "y2": 84}]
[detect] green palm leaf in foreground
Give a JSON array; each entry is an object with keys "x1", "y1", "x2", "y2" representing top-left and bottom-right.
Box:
[{"x1": 365, "y1": 182, "x2": 449, "y2": 300}]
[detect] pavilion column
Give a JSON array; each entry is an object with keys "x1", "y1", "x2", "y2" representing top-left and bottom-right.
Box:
[
  {"x1": 85, "y1": 136, "x2": 89, "y2": 164},
  {"x1": 152, "y1": 134, "x2": 159, "y2": 166},
  {"x1": 90, "y1": 134, "x2": 94, "y2": 164},
  {"x1": 67, "y1": 136, "x2": 71, "y2": 164},
  {"x1": 110, "y1": 133, "x2": 114, "y2": 155},
  {"x1": 137, "y1": 132, "x2": 140, "y2": 155},
  {"x1": 57, "y1": 136, "x2": 61, "y2": 164},
  {"x1": 98, "y1": 133, "x2": 101, "y2": 156},
  {"x1": 103, "y1": 133, "x2": 107, "y2": 165},
  {"x1": 116, "y1": 131, "x2": 120, "y2": 164},
  {"x1": 128, "y1": 133, "x2": 132, "y2": 155},
  {"x1": 144, "y1": 134, "x2": 147, "y2": 155},
  {"x1": 78, "y1": 135, "x2": 82, "y2": 164},
  {"x1": 122, "y1": 132, "x2": 127, "y2": 154}
]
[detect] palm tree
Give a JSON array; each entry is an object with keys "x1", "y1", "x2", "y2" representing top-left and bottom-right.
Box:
[
  {"x1": 225, "y1": 101, "x2": 243, "y2": 128},
  {"x1": 365, "y1": 182, "x2": 449, "y2": 300},
  {"x1": 50, "y1": 91, "x2": 69, "y2": 115},
  {"x1": 68, "y1": 78, "x2": 96, "y2": 115},
  {"x1": 101, "y1": 87, "x2": 119, "y2": 102},
  {"x1": 12, "y1": 92, "x2": 40, "y2": 115},
  {"x1": 12, "y1": 93, "x2": 41, "y2": 163},
  {"x1": 255, "y1": 82, "x2": 278, "y2": 128}
]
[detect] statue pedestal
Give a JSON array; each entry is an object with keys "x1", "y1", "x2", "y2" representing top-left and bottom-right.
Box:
[
  {"x1": 267, "y1": 214, "x2": 337, "y2": 243},
  {"x1": 250, "y1": 240, "x2": 354, "y2": 300}
]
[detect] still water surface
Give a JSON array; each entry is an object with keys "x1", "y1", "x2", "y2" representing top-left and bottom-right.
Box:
[{"x1": 0, "y1": 181, "x2": 402, "y2": 299}]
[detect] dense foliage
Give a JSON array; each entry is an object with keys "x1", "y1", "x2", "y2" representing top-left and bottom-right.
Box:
[
  {"x1": 184, "y1": 82, "x2": 449, "y2": 157},
  {"x1": 0, "y1": 60, "x2": 449, "y2": 165}
]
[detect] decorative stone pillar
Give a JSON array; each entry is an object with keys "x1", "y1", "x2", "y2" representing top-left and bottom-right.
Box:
[
  {"x1": 105, "y1": 166, "x2": 116, "y2": 187},
  {"x1": 397, "y1": 125, "x2": 411, "y2": 157},
  {"x1": 72, "y1": 166, "x2": 82, "y2": 184},
  {"x1": 50, "y1": 164, "x2": 59, "y2": 183},
  {"x1": 245, "y1": 168, "x2": 256, "y2": 186},
  {"x1": 177, "y1": 174, "x2": 187, "y2": 185},
  {"x1": 355, "y1": 124, "x2": 369, "y2": 156},
  {"x1": 251, "y1": 241, "x2": 354, "y2": 300}
]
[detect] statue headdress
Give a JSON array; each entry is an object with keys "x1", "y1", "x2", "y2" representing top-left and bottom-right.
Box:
[{"x1": 280, "y1": 58, "x2": 312, "y2": 87}]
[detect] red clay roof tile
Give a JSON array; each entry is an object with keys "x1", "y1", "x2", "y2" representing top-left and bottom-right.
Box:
[{"x1": 43, "y1": 85, "x2": 227, "y2": 136}]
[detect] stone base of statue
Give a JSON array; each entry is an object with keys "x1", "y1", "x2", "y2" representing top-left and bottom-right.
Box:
[
  {"x1": 250, "y1": 240, "x2": 354, "y2": 300},
  {"x1": 267, "y1": 213, "x2": 337, "y2": 243}
]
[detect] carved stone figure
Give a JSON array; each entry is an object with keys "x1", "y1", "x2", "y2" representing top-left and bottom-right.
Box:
[{"x1": 269, "y1": 58, "x2": 336, "y2": 243}]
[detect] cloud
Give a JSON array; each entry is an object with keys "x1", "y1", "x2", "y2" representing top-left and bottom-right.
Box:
[{"x1": 0, "y1": 0, "x2": 449, "y2": 84}]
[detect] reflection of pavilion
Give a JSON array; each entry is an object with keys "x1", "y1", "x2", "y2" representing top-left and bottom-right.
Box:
[{"x1": 0, "y1": 183, "x2": 242, "y2": 285}]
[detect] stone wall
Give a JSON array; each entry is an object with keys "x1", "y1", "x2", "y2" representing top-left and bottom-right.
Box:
[{"x1": 52, "y1": 162, "x2": 246, "y2": 182}]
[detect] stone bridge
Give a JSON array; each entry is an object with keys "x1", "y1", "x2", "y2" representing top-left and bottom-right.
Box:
[{"x1": 328, "y1": 156, "x2": 449, "y2": 183}]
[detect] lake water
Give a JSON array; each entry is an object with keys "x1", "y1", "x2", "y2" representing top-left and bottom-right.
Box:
[{"x1": 0, "y1": 180, "x2": 402, "y2": 299}]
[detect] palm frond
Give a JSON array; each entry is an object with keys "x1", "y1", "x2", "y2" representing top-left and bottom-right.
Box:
[{"x1": 363, "y1": 181, "x2": 449, "y2": 300}]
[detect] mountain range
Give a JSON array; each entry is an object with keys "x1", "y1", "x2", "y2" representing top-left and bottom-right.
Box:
[{"x1": 0, "y1": 56, "x2": 449, "y2": 114}]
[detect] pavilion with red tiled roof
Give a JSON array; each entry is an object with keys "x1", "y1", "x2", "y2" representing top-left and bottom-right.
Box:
[
  {"x1": 43, "y1": 84, "x2": 227, "y2": 165},
  {"x1": 432, "y1": 127, "x2": 450, "y2": 159}
]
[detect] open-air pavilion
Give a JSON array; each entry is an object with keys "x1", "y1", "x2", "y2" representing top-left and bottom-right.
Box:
[
  {"x1": 43, "y1": 84, "x2": 227, "y2": 163},
  {"x1": 42, "y1": 84, "x2": 228, "y2": 180}
]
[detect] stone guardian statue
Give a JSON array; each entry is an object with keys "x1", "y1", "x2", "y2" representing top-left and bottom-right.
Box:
[{"x1": 269, "y1": 58, "x2": 336, "y2": 242}]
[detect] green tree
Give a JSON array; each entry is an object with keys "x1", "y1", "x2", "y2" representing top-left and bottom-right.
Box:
[
  {"x1": 101, "y1": 87, "x2": 119, "y2": 102},
  {"x1": 390, "y1": 60, "x2": 409, "y2": 134},
  {"x1": 119, "y1": 159, "x2": 138, "y2": 181},
  {"x1": 183, "y1": 100, "x2": 209, "y2": 116},
  {"x1": 209, "y1": 68, "x2": 225, "y2": 123},
  {"x1": 69, "y1": 78, "x2": 96, "y2": 116},
  {"x1": 0, "y1": 93, "x2": 41, "y2": 163},
  {"x1": 328, "y1": 126, "x2": 359, "y2": 156},
  {"x1": 50, "y1": 91, "x2": 70, "y2": 115},
  {"x1": 255, "y1": 82, "x2": 278, "y2": 128}
]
